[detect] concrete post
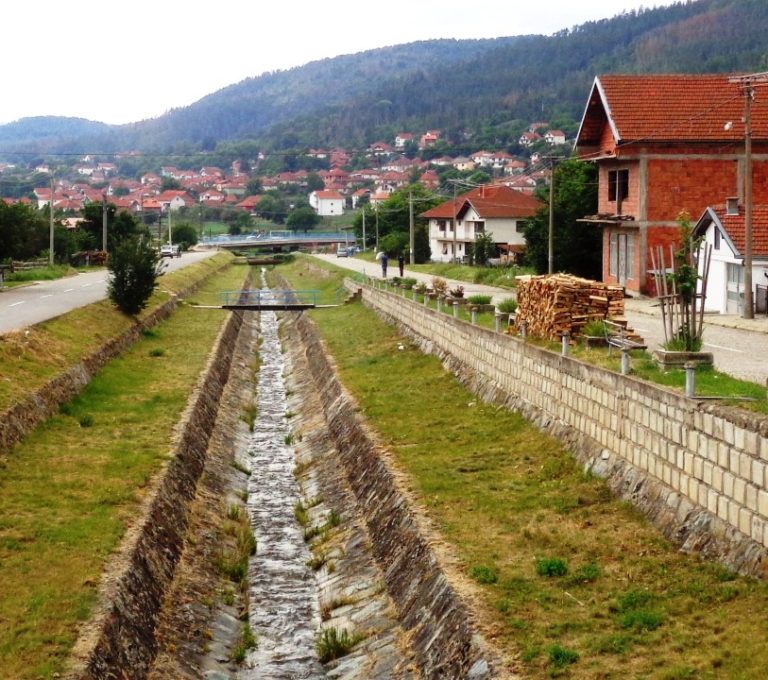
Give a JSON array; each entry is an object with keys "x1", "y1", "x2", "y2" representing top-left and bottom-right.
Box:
[
  {"x1": 471, "y1": 306, "x2": 478, "y2": 325},
  {"x1": 561, "y1": 332, "x2": 570, "y2": 356},
  {"x1": 437, "y1": 296, "x2": 442, "y2": 313},
  {"x1": 423, "y1": 293, "x2": 429, "y2": 307},
  {"x1": 621, "y1": 349, "x2": 631, "y2": 375},
  {"x1": 685, "y1": 361, "x2": 697, "y2": 397},
  {"x1": 494, "y1": 313, "x2": 501, "y2": 333},
  {"x1": 453, "y1": 301, "x2": 460, "y2": 318},
  {"x1": 520, "y1": 321, "x2": 528, "y2": 341},
  {"x1": 412, "y1": 287, "x2": 417, "y2": 301}
]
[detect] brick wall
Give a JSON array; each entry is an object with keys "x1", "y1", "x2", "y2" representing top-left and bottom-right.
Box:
[{"x1": 356, "y1": 282, "x2": 768, "y2": 576}]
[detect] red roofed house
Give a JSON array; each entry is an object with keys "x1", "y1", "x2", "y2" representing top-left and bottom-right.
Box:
[
  {"x1": 421, "y1": 185, "x2": 541, "y2": 263},
  {"x1": 693, "y1": 201, "x2": 768, "y2": 314},
  {"x1": 576, "y1": 74, "x2": 768, "y2": 296},
  {"x1": 309, "y1": 190, "x2": 344, "y2": 217}
]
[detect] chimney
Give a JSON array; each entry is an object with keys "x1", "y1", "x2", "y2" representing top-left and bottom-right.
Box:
[{"x1": 726, "y1": 197, "x2": 739, "y2": 216}]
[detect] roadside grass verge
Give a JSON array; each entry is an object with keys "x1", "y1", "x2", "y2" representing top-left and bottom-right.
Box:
[
  {"x1": 0, "y1": 252, "x2": 233, "y2": 414},
  {"x1": 276, "y1": 256, "x2": 768, "y2": 679},
  {"x1": 0, "y1": 261, "x2": 247, "y2": 679},
  {"x1": 3, "y1": 264, "x2": 79, "y2": 284},
  {"x1": 403, "y1": 261, "x2": 532, "y2": 288}
]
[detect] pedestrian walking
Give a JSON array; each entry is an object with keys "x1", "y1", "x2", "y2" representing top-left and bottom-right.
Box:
[
  {"x1": 380, "y1": 252, "x2": 388, "y2": 277},
  {"x1": 398, "y1": 252, "x2": 405, "y2": 277}
]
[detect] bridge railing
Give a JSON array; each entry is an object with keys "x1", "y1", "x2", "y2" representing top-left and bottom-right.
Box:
[{"x1": 219, "y1": 289, "x2": 321, "y2": 307}]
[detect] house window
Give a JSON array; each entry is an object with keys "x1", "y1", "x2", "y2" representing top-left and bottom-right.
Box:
[
  {"x1": 516, "y1": 220, "x2": 526, "y2": 234},
  {"x1": 607, "y1": 169, "x2": 629, "y2": 202},
  {"x1": 714, "y1": 227, "x2": 721, "y2": 250},
  {"x1": 609, "y1": 231, "x2": 634, "y2": 282},
  {"x1": 438, "y1": 220, "x2": 446, "y2": 232},
  {"x1": 609, "y1": 233, "x2": 618, "y2": 277},
  {"x1": 475, "y1": 221, "x2": 485, "y2": 233}
]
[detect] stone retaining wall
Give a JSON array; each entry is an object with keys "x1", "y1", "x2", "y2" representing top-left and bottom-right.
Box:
[
  {"x1": 294, "y1": 312, "x2": 499, "y2": 679},
  {"x1": 353, "y1": 281, "x2": 768, "y2": 578}
]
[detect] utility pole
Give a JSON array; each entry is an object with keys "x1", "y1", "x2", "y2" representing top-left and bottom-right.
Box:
[
  {"x1": 547, "y1": 157, "x2": 558, "y2": 275},
  {"x1": 375, "y1": 204, "x2": 379, "y2": 250},
  {"x1": 362, "y1": 209, "x2": 366, "y2": 251},
  {"x1": 49, "y1": 176, "x2": 55, "y2": 266},
  {"x1": 168, "y1": 207, "x2": 173, "y2": 246},
  {"x1": 102, "y1": 194, "x2": 108, "y2": 253},
  {"x1": 452, "y1": 182, "x2": 457, "y2": 263},
  {"x1": 409, "y1": 191, "x2": 415, "y2": 264},
  {"x1": 729, "y1": 72, "x2": 768, "y2": 318}
]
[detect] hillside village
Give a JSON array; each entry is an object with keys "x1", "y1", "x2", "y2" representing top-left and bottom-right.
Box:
[{"x1": 0, "y1": 122, "x2": 565, "y2": 221}]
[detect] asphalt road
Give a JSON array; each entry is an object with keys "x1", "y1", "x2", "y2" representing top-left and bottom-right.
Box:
[
  {"x1": 312, "y1": 253, "x2": 768, "y2": 386},
  {"x1": 0, "y1": 250, "x2": 216, "y2": 334}
]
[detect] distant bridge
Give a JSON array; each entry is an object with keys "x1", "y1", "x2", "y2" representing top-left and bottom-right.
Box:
[
  {"x1": 199, "y1": 231, "x2": 356, "y2": 251},
  {"x1": 193, "y1": 288, "x2": 351, "y2": 311}
]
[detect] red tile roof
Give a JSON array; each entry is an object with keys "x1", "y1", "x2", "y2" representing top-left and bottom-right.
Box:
[
  {"x1": 708, "y1": 204, "x2": 768, "y2": 258},
  {"x1": 421, "y1": 185, "x2": 541, "y2": 220},
  {"x1": 578, "y1": 74, "x2": 768, "y2": 148}
]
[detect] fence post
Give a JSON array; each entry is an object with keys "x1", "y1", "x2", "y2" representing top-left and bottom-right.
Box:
[
  {"x1": 471, "y1": 306, "x2": 478, "y2": 325},
  {"x1": 453, "y1": 301, "x2": 460, "y2": 318},
  {"x1": 685, "y1": 361, "x2": 696, "y2": 397},
  {"x1": 561, "y1": 332, "x2": 570, "y2": 356},
  {"x1": 437, "y1": 296, "x2": 442, "y2": 313},
  {"x1": 621, "y1": 349, "x2": 631, "y2": 375},
  {"x1": 520, "y1": 321, "x2": 528, "y2": 342},
  {"x1": 494, "y1": 313, "x2": 501, "y2": 333}
]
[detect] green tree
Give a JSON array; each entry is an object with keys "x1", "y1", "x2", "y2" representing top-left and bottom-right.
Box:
[
  {"x1": 0, "y1": 200, "x2": 48, "y2": 260},
  {"x1": 306, "y1": 172, "x2": 325, "y2": 192},
  {"x1": 161, "y1": 177, "x2": 182, "y2": 191},
  {"x1": 107, "y1": 236, "x2": 160, "y2": 316},
  {"x1": 171, "y1": 222, "x2": 199, "y2": 250},
  {"x1": 472, "y1": 231, "x2": 496, "y2": 266},
  {"x1": 80, "y1": 203, "x2": 145, "y2": 252},
  {"x1": 286, "y1": 206, "x2": 320, "y2": 231},
  {"x1": 522, "y1": 159, "x2": 600, "y2": 278},
  {"x1": 256, "y1": 193, "x2": 287, "y2": 224},
  {"x1": 246, "y1": 177, "x2": 263, "y2": 195}
]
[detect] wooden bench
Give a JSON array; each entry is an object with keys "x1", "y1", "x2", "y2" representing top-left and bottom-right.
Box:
[{"x1": 604, "y1": 319, "x2": 647, "y2": 355}]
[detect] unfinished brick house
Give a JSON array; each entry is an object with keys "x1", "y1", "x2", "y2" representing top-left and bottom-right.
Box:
[{"x1": 575, "y1": 74, "x2": 768, "y2": 295}]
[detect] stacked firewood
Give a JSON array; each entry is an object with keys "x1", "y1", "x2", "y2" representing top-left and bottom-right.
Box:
[{"x1": 515, "y1": 274, "x2": 626, "y2": 340}]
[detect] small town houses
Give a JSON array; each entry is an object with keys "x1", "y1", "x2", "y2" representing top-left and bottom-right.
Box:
[
  {"x1": 421, "y1": 185, "x2": 541, "y2": 263},
  {"x1": 575, "y1": 73, "x2": 768, "y2": 313}
]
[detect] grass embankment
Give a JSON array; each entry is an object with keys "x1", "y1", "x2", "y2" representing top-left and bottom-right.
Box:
[
  {"x1": 2, "y1": 264, "x2": 84, "y2": 287},
  {"x1": 0, "y1": 252, "x2": 232, "y2": 415},
  {"x1": 0, "y1": 259, "x2": 246, "y2": 679},
  {"x1": 276, "y1": 255, "x2": 768, "y2": 679}
]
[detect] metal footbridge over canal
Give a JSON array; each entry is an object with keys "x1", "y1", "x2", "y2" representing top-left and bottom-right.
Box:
[
  {"x1": 194, "y1": 288, "x2": 352, "y2": 311},
  {"x1": 199, "y1": 231, "x2": 354, "y2": 251}
]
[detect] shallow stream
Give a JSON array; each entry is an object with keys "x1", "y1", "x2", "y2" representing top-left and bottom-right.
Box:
[{"x1": 240, "y1": 287, "x2": 325, "y2": 679}]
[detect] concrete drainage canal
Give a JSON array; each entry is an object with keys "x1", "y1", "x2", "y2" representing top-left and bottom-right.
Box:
[{"x1": 140, "y1": 277, "x2": 498, "y2": 679}]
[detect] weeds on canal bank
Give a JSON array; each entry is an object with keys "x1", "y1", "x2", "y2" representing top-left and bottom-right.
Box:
[
  {"x1": 315, "y1": 627, "x2": 365, "y2": 663},
  {"x1": 275, "y1": 255, "x2": 768, "y2": 679}
]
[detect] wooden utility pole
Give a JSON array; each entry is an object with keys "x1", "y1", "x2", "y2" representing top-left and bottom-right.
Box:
[
  {"x1": 409, "y1": 191, "x2": 415, "y2": 264},
  {"x1": 49, "y1": 176, "x2": 55, "y2": 266},
  {"x1": 729, "y1": 71, "x2": 768, "y2": 318},
  {"x1": 102, "y1": 194, "x2": 108, "y2": 253}
]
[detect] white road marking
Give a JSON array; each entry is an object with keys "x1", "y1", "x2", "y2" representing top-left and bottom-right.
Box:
[
  {"x1": 64, "y1": 288, "x2": 75, "y2": 292},
  {"x1": 80, "y1": 283, "x2": 92, "y2": 288},
  {"x1": 704, "y1": 342, "x2": 744, "y2": 353},
  {"x1": 9, "y1": 301, "x2": 25, "y2": 307},
  {"x1": 40, "y1": 294, "x2": 52, "y2": 299}
]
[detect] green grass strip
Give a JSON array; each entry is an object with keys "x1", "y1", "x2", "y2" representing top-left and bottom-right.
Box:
[
  {"x1": 0, "y1": 262, "x2": 247, "y2": 679},
  {"x1": 277, "y1": 256, "x2": 768, "y2": 679},
  {"x1": 0, "y1": 252, "x2": 233, "y2": 414}
]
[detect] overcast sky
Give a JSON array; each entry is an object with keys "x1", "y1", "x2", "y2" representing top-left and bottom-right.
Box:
[{"x1": 1, "y1": 0, "x2": 679, "y2": 126}]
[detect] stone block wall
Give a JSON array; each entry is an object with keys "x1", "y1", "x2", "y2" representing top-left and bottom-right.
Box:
[{"x1": 356, "y1": 282, "x2": 768, "y2": 577}]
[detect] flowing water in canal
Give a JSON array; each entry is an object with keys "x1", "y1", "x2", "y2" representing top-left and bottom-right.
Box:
[{"x1": 241, "y1": 291, "x2": 325, "y2": 679}]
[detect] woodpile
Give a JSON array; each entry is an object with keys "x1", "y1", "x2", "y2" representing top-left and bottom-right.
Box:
[{"x1": 514, "y1": 274, "x2": 626, "y2": 341}]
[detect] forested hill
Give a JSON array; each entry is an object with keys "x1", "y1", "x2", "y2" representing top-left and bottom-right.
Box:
[{"x1": 2, "y1": 0, "x2": 768, "y2": 156}]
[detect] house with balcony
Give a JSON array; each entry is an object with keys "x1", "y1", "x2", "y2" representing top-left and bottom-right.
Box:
[
  {"x1": 575, "y1": 73, "x2": 768, "y2": 296},
  {"x1": 421, "y1": 185, "x2": 541, "y2": 263}
]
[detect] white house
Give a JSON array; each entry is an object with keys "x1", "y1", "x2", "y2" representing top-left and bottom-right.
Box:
[
  {"x1": 421, "y1": 185, "x2": 541, "y2": 263},
  {"x1": 693, "y1": 201, "x2": 768, "y2": 315},
  {"x1": 544, "y1": 130, "x2": 567, "y2": 145},
  {"x1": 309, "y1": 190, "x2": 345, "y2": 217}
]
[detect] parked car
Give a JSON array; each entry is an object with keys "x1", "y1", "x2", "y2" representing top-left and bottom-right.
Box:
[
  {"x1": 160, "y1": 244, "x2": 181, "y2": 258},
  {"x1": 336, "y1": 244, "x2": 349, "y2": 257}
]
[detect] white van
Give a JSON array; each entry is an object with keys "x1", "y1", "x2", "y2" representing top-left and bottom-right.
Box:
[{"x1": 160, "y1": 244, "x2": 181, "y2": 258}]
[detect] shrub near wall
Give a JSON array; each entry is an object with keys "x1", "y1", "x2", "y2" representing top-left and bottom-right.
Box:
[{"x1": 353, "y1": 279, "x2": 768, "y2": 577}]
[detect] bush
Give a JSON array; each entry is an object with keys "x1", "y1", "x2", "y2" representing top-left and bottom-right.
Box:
[
  {"x1": 431, "y1": 277, "x2": 449, "y2": 295},
  {"x1": 107, "y1": 236, "x2": 160, "y2": 315},
  {"x1": 467, "y1": 294, "x2": 492, "y2": 305},
  {"x1": 496, "y1": 297, "x2": 518, "y2": 314},
  {"x1": 581, "y1": 319, "x2": 607, "y2": 337},
  {"x1": 470, "y1": 565, "x2": 498, "y2": 584},
  {"x1": 548, "y1": 644, "x2": 579, "y2": 669},
  {"x1": 536, "y1": 557, "x2": 568, "y2": 577},
  {"x1": 449, "y1": 285, "x2": 465, "y2": 298},
  {"x1": 316, "y1": 628, "x2": 363, "y2": 663}
]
